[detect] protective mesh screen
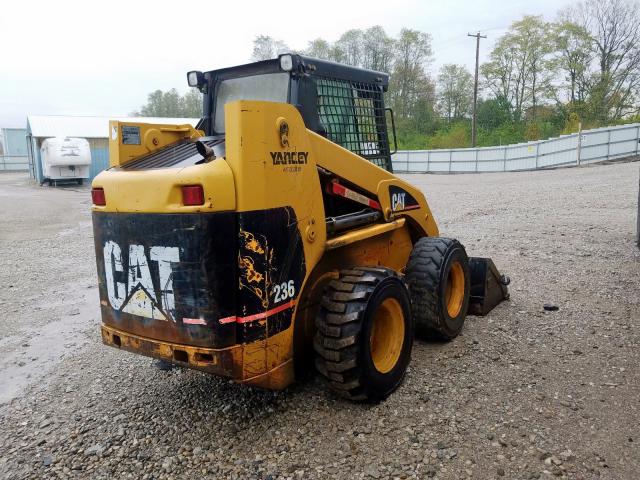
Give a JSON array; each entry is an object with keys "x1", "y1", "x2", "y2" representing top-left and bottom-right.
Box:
[{"x1": 316, "y1": 78, "x2": 391, "y2": 171}]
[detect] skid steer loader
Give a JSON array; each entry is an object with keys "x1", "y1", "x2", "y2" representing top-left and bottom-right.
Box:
[{"x1": 92, "y1": 54, "x2": 508, "y2": 401}]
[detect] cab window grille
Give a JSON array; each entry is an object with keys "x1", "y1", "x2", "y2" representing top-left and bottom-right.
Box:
[{"x1": 316, "y1": 78, "x2": 391, "y2": 171}]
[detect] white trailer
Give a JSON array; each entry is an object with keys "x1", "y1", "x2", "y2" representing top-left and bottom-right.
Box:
[{"x1": 40, "y1": 137, "x2": 91, "y2": 185}]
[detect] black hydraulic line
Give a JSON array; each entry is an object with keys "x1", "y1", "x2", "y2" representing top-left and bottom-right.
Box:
[{"x1": 325, "y1": 209, "x2": 382, "y2": 234}]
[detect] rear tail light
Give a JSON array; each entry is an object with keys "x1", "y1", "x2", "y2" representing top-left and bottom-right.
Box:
[
  {"x1": 92, "y1": 188, "x2": 106, "y2": 206},
  {"x1": 181, "y1": 185, "x2": 204, "y2": 206}
]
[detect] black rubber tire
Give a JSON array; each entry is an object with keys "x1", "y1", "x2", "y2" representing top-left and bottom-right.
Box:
[
  {"x1": 405, "y1": 237, "x2": 470, "y2": 340},
  {"x1": 314, "y1": 267, "x2": 413, "y2": 402}
]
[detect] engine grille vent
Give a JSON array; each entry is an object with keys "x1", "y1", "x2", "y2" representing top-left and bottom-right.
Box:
[{"x1": 121, "y1": 139, "x2": 224, "y2": 170}]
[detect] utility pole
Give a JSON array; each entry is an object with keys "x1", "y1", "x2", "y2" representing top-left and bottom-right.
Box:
[{"x1": 468, "y1": 31, "x2": 486, "y2": 147}]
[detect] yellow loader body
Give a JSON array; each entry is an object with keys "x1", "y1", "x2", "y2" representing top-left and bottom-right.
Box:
[
  {"x1": 93, "y1": 100, "x2": 437, "y2": 390},
  {"x1": 92, "y1": 55, "x2": 508, "y2": 401}
]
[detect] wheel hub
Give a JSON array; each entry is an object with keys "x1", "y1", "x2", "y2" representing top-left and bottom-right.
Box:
[
  {"x1": 369, "y1": 297, "x2": 405, "y2": 374},
  {"x1": 445, "y1": 260, "x2": 465, "y2": 317}
]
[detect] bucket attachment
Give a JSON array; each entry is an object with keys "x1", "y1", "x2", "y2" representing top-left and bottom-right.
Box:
[{"x1": 467, "y1": 257, "x2": 510, "y2": 316}]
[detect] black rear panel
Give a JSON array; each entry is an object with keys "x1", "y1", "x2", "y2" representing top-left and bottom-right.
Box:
[
  {"x1": 93, "y1": 208, "x2": 306, "y2": 349},
  {"x1": 93, "y1": 212, "x2": 237, "y2": 348},
  {"x1": 235, "y1": 208, "x2": 306, "y2": 344}
]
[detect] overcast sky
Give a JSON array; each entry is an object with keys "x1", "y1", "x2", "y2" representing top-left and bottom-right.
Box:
[{"x1": 0, "y1": 0, "x2": 576, "y2": 127}]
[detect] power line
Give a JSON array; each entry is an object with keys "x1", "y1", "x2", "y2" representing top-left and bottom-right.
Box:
[
  {"x1": 479, "y1": 24, "x2": 510, "y2": 33},
  {"x1": 468, "y1": 31, "x2": 487, "y2": 147},
  {"x1": 431, "y1": 34, "x2": 469, "y2": 48}
]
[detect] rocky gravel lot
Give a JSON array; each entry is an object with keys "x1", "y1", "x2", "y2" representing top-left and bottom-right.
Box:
[{"x1": 0, "y1": 162, "x2": 639, "y2": 480}]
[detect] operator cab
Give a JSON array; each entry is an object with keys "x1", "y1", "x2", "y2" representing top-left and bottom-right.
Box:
[{"x1": 188, "y1": 53, "x2": 396, "y2": 172}]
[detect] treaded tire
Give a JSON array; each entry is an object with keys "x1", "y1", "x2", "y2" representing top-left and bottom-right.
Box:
[
  {"x1": 314, "y1": 267, "x2": 413, "y2": 402},
  {"x1": 405, "y1": 237, "x2": 470, "y2": 340}
]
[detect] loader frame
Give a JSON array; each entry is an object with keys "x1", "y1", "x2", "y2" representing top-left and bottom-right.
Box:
[{"x1": 93, "y1": 55, "x2": 509, "y2": 396}]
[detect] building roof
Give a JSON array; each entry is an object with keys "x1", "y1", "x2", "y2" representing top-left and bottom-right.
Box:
[{"x1": 27, "y1": 115, "x2": 199, "y2": 138}]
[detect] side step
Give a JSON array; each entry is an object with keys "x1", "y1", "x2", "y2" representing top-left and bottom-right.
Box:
[{"x1": 467, "y1": 257, "x2": 510, "y2": 316}]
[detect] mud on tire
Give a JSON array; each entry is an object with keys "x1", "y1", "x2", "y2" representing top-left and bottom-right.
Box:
[{"x1": 314, "y1": 267, "x2": 413, "y2": 402}]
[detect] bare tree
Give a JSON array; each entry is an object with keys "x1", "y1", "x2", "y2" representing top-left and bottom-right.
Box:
[
  {"x1": 482, "y1": 36, "x2": 528, "y2": 119},
  {"x1": 134, "y1": 88, "x2": 202, "y2": 118},
  {"x1": 390, "y1": 29, "x2": 433, "y2": 118},
  {"x1": 481, "y1": 42, "x2": 517, "y2": 111},
  {"x1": 437, "y1": 64, "x2": 474, "y2": 122},
  {"x1": 335, "y1": 29, "x2": 364, "y2": 66},
  {"x1": 361, "y1": 26, "x2": 396, "y2": 72},
  {"x1": 250, "y1": 27, "x2": 437, "y2": 133},
  {"x1": 551, "y1": 20, "x2": 593, "y2": 104},
  {"x1": 482, "y1": 16, "x2": 554, "y2": 121},
  {"x1": 565, "y1": 0, "x2": 640, "y2": 120},
  {"x1": 251, "y1": 35, "x2": 290, "y2": 61},
  {"x1": 515, "y1": 16, "x2": 554, "y2": 118},
  {"x1": 306, "y1": 38, "x2": 332, "y2": 59},
  {"x1": 328, "y1": 44, "x2": 346, "y2": 64}
]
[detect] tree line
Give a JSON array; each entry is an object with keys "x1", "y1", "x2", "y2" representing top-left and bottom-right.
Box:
[
  {"x1": 132, "y1": 89, "x2": 201, "y2": 118},
  {"x1": 135, "y1": 0, "x2": 640, "y2": 149},
  {"x1": 251, "y1": 0, "x2": 640, "y2": 148}
]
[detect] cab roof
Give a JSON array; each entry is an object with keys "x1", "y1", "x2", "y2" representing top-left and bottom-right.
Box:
[{"x1": 203, "y1": 54, "x2": 390, "y2": 90}]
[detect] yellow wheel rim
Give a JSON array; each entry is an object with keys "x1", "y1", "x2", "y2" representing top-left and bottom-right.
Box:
[
  {"x1": 369, "y1": 298, "x2": 405, "y2": 374},
  {"x1": 445, "y1": 261, "x2": 465, "y2": 318}
]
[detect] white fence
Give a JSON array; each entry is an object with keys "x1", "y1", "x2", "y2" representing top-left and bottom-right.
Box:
[
  {"x1": 392, "y1": 123, "x2": 640, "y2": 173},
  {"x1": 0, "y1": 128, "x2": 29, "y2": 171},
  {"x1": 0, "y1": 155, "x2": 29, "y2": 171}
]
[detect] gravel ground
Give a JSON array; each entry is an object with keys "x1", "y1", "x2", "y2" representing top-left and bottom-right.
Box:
[{"x1": 0, "y1": 161, "x2": 638, "y2": 480}]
